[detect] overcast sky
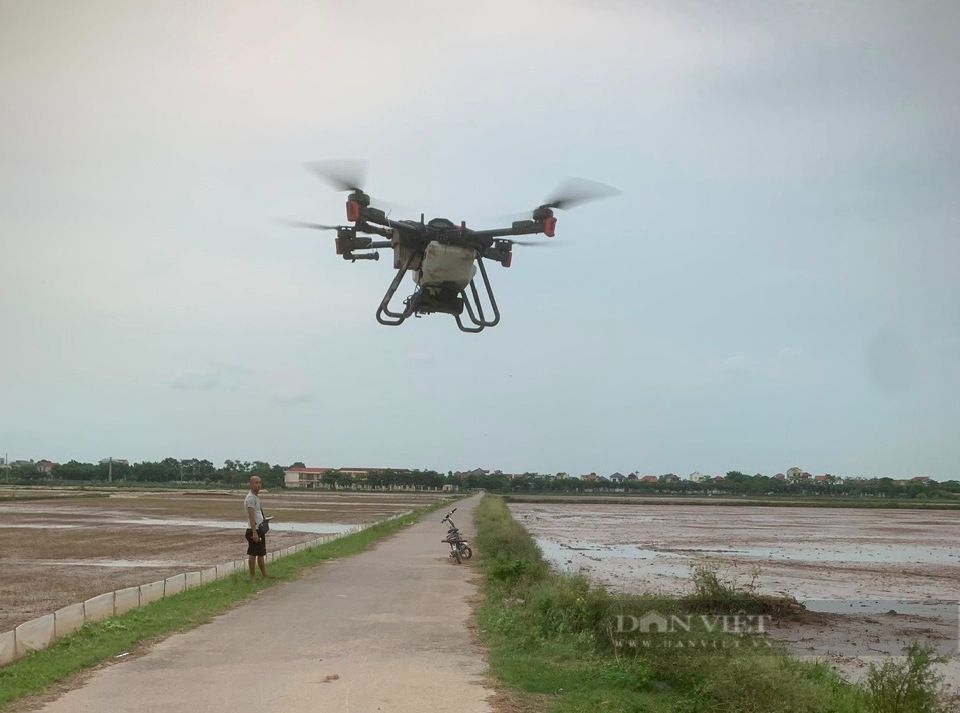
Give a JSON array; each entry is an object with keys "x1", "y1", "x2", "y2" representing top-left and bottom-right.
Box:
[{"x1": 1, "y1": 1, "x2": 957, "y2": 478}]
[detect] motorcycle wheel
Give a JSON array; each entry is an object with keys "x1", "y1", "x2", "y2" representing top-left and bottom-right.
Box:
[
  {"x1": 453, "y1": 546, "x2": 462, "y2": 564},
  {"x1": 459, "y1": 544, "x2": 473, "y2": 560}
]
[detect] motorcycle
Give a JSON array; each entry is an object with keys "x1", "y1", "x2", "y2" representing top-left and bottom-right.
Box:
[{"x1": 441, "y1": 507, "x2": 472, "y2": 564}]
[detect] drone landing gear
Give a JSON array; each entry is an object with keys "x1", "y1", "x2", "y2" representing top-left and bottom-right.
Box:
[
  {"x1": 376, "y1": 252, "x2": 418, "y2": 326},
  {"x1": 375, "y1": 255, "x2": 501, "y2": 333},
  {"x1": 455, "y1": 258, "x2": 500, "y2": 333}
]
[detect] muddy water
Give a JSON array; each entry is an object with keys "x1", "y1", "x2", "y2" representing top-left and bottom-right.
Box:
[
  {"x1": 510, "y1": 503, "x2": 960, "y2": 602},
  {"x1": 511, "y1": 502, "x2": 960, "y2": 693}
]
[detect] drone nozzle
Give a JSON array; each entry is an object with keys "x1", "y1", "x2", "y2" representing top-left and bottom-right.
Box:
[{"x1": 348, "y1": 252, "x2": 379, "y2": 262}]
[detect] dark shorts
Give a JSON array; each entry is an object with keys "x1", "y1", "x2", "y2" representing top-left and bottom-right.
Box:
[{"x1": 245, "y1": 528, "x2": 266, "y2": 557}]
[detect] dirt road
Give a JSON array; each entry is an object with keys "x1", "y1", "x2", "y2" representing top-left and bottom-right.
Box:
[{"x1": 32, "y1": 496, "x2": 491, "y2": 713}]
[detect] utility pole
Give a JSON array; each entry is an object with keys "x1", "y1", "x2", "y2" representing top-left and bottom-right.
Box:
[{"x1": 108, "y1": 457, "x2": 113, "y2": 484}]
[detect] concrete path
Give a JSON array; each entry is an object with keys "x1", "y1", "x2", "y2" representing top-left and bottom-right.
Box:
[{"x1": 36, "y1": 496, "x2": 491, "y2": 713}]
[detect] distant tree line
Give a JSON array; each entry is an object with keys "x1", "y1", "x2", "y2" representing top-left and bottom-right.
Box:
[
  {"x1": 2, "y1": 462, "x2": 956, "y2": 500},
  {"x1": 3, "y1": 459, "x2": 287, "y2": 489},
  {"x1": 498, "y1": 471, "x2": 960, "y2": 500}
]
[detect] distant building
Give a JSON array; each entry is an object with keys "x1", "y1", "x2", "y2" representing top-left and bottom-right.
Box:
[
  {"x1": 36, "y1": 459, "x2": 58, "y2": 474},
  {"x1": 688, "y1": 472, "x2": 710, "y2": 483},
  {"x1": 661, "y1": 474, "x2": 680, "y2": 483},
  {"x1": 774, "y1": 473, "x2": 786, "y2": 480},
  {"x1": 640, "y1": 475, "x2": 659, "y2": 484},
  {"x1": 284, "y1": 466, "x2": 332, "y2": 487},
  {"x1": 911, "y1": 476, "x2": 931, "y2": 485},
  {"x1": 786, "y1": 467, "x2": 804, "y2": 480},
  {"x1": 610, "y1": 473, "x2": 626, "y2": 483}
]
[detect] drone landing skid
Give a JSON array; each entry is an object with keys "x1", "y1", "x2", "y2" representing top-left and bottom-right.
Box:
[
  {"x1": 376, "y1": 255, "x2": 500, "y2": 333},
  {"x1": 455, "y1": 258, "x2": 500, "y2": 334}
]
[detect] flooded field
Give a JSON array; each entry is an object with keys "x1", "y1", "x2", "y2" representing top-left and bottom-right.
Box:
[
  {"x1": 0, "y1": 488, "x2": 448, "y2": 632},
  {"x1": 510, "y1": 501, "x2": 960, "y2": 689}
]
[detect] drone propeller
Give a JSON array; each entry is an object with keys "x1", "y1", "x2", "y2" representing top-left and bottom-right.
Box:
[
  {"x1": 304, "y1": 160, "x2": 368, "y2": 192},
  {"x1": 493, "y1": 177, "x2": 620, "y2": 223},
  {"x1": 508, "y1": 239, "x2": 561, "y2": 247},
  {"x1": 280, "y1": 219, "x2": 340, "y2": 231},
  {"x1": 542, "y1": 177, "x2": 620, "y2": 210},
  {"x1": 304, "y1": 159, "x2": 408, "y2": 214}
]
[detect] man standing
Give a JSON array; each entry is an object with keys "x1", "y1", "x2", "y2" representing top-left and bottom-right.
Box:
[{"x1": 244, "y1": 475, "x2": 272, "y2": 579}]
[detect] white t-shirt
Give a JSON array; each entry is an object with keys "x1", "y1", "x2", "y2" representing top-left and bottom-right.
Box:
[{"x1": 244, "y1": 491, "x2": 264, "y2": 527}]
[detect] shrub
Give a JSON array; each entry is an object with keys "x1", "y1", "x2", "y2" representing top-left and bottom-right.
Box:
[{"x1": 866, "y1": 643, "x2": 946, "y2": 713}]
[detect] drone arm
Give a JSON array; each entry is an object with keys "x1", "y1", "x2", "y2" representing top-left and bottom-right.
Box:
[
  {"x1": 470, "y1": 220, "x2": 545, "y2": 240},
  {"x1": 356, "y1": 206, "x2": 409, "y2": 234}
]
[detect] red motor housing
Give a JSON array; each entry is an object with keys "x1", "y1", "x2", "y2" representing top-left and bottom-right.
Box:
[
  {"x1": 346, "y1": 199, "x2": 361, "y2": 223},
  {"x1": 543, "y1": 216, "x2": 557, "y2": 237}
]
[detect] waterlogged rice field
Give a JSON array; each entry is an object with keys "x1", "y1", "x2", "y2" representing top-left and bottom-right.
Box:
[
  {"x1": 510, "y1": 501, "x2": 960, "y2": 689},
  {"x1": 0, "y1": 488, "x2": 447, "y2": 631}
]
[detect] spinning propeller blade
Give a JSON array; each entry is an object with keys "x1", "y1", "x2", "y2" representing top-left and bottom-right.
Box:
[
  {"x1": 508, "y1": 239, "x2": 561, "y2": 247},
  {"x1": 492, "y1": 177, "x2": 620, "y2": 222},
  {"x1": 303, "y1": 160, "x2": 407, "y2": 213},
  {"x1": 543, "y1": 177, "x2": 620, "y2": 210},
  {"x1": 304, "y1": 160, "x2": 367, "y2": 192},
  {"x1": 280, "y1": 219, "x2": 340, "y2": 231}
]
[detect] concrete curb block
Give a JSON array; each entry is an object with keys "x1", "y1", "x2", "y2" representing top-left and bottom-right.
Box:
[
  {"x1": 201, "y1": 567, "x2": 218, "y2": 585},
  {"x1": 164, "y1": 574, "x2": 186, "y2": 597},
  {"x1": 15, "y1": 614, "x2": 55, "y2": 657},
  {"x1": 215, "y1": 563, "x2": 233, "y2": 579},
  {"x1": 140, "y1": 580, "x2": 164, "y2": 606},
  {"x1": 185, "y1": 572, "x2": 202, "y2": 590},
  {"x1": 84, "y1": 592, "x2": 115, "y2": 623},
  {"x1": 0, "y1": 630, "x2": 17, "y2": 666},
  {"x1": 114, "y1": 586, "x2": 140, "y2": 616},
  {"x1": 54, "y1": 603, "x2": 85, "y2": 639}
]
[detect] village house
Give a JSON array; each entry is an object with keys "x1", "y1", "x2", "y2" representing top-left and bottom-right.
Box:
[
  {"x1": 283, "y1": 466, "x2": 332, "y2": 487},
  {"x1": 35, "y1": 459, "x2": 58, "y2": 475}
]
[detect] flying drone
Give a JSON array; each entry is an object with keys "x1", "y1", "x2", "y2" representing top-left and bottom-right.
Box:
[{"x1": 288, "y1": 161, "x2": 618, "y2": 333}]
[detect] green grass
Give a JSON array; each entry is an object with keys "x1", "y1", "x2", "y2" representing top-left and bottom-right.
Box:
[
  {"x1": 473, "y1": 495, "x2": 948, "y2": 713},
  {"x1": 0, "y1": 499, "x2": 455, "y2": 711}
]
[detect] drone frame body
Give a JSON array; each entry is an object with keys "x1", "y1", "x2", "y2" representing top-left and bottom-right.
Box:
[{"x1": 334, "y1": 190, "x2": 556, "y2": 333}]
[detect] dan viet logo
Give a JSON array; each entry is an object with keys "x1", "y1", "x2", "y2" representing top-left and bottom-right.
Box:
[{"x1": 612, "y1": 610, "x2": 774, "y2": 651}]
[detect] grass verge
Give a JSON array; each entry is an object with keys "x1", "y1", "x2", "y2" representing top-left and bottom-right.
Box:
[
  {"x1": 474, "y1": 496, "x2": 947, "y2": 713},
  {"x1": 0, "y1": 499, "x2": 454, "y2": 711}
]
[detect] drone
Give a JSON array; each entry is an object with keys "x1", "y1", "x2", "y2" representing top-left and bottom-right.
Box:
[{"x1": 288, "y1": 161, "x2": 618, "y2": 333}]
